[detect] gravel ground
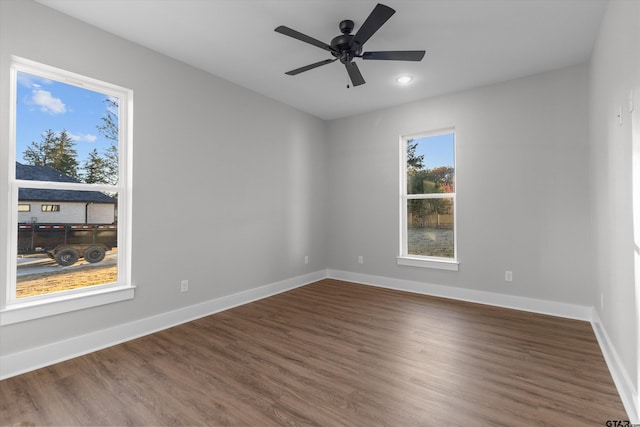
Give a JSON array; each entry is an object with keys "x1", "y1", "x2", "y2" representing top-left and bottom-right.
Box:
[
  {"x1": 16, "y1": 253, "x2": 118, "y2": 299},
  {"x1": 408, "y1": 227, "x2": 454, "y2": 258},
  {"x1": 16, "y1": 265, "x2": 117, "y2": 298}
]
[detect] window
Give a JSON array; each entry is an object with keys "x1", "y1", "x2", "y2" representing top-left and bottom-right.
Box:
[
  {"x1": 398, "y1": 130, "x2": 458, "y2": 270},
  {"x1": 2, "y1": 57, "x2": 134, "y2": 325}
]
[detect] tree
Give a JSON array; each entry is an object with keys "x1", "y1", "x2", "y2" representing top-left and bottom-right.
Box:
[
  {"x1": 23, "y1": 129, "x2": 57, "y2": 167},
  {"x1": 95, "y1": 97, "x2": 119, "y2": 185},
  {"x1": 97, "y1": 97, "x2": 118, "y2": 143},
  {"x1": 406, "y1": 139, "x2": 424, "y2": 172},
  {"x1": 83, "y1": 148, "x2": 108, "y2": 184},
  {"x1": 50, "y1": 129, "x2": 79, "y2": 179},
  {"x1": 103, "y1": 144, "x2": 118, "y2": 185},
  {"x1": 430, "y1": 166, "x2": 454, "y2": 190},
  {"x1": 22, "y1": 128, "x2": 79, "y2": 179}
]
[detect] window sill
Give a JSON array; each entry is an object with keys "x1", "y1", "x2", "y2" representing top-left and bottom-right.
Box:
[
  {"x1": 1, "y1": 285, "x2": 135, "y2": 325},
  {"x1": 397, "y1": 256, "x2": 459, "y2": 271}
]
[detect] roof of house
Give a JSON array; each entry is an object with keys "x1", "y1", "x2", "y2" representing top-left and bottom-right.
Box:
[{"x1": 16, "y1": 163, "x2": 116, "y2": 204}]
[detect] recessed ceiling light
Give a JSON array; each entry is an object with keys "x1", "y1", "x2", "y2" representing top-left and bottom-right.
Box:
[{"x1": 396, "y1": 75, "x2": 413, "y2": 85}]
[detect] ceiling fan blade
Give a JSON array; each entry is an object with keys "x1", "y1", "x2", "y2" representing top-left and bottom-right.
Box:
[
  {"x1": 275, "y1": 25, "x2": 334, "y2": 52},
  {"x1": 351, "y1": 3, "x2": 395, "y2": 48},
  {"x1": 285, "y1": 58, "x2": 337, "y2": 76},
  {"x1": 362, "y1": 50, "x2": 426, "y2": 61},
  {"x1": 345, "y1": 62, "x2": 365, "y2": 86}
]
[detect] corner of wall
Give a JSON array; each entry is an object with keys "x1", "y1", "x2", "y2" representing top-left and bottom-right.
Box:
[{"x1": 592, "y1": 309, "x2": 639, "y2": 422}]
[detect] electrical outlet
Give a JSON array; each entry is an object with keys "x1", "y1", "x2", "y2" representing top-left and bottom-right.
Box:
[
  {"x1": 505, "y1": 271, "x2": 513, "y2": 282},
  {"x1": 304, "y1": 255, "x2": 309, "y2": 265},
  {"x1": 180, "y1": 279, "x2": 189, "y2": 293},
  {"x1": 358, "y1": 255, "x2": 364, "y2": 265}
]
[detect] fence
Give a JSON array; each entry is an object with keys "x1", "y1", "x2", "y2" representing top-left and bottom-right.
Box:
[{"x1": 408, "y1": 213, "x2": 454, "y2": 229}]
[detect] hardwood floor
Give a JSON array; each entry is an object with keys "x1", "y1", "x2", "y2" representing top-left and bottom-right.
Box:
[{"x1": 0, "y1": 279, "x2": 627, "y2": 426}]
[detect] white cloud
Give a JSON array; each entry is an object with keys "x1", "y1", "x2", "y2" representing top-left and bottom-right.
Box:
[
  {"x1": 17, "y1": 73, "x2": 50, "y2": 89},
  {"x1": 68, "y1": 132, "x2": 97, "y2": 143},
  {"x1": 31, "y1": 89, "x2": 66, "y2": 114}
]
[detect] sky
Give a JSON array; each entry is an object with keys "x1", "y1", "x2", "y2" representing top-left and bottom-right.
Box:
[
  {"x1": 15, "y1": 71, "x2": 117, "y2": 167},
  {"x1": 413, "y1": 133, "x2": 454, "y2": 169}
]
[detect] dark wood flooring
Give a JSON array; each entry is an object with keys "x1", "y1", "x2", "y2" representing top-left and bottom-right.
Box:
[{"x1": 0, "y1": 279, "x2": 628, "y2": 426}]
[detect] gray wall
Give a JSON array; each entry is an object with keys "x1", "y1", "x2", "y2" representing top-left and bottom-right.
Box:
[
  {"x1": 326, "y1": 64, "x2": 593, "y2": 305},
  {"x1": 0, "y1": 0, "x2": 327, "y2": 355},
  {"x1": 1, "y1": 0, "x2": 638, "y2": 402},
  {"x1": 590, "y1": 0, "x2": 640, "y2": 398}
]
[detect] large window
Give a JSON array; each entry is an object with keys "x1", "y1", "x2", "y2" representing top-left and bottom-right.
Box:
[
  {"x1": 399, "y1": 130, "x2": 458, "y2": 270},
  {"x1": 2, "y1": 57, "x2": 133, "y2": 324}
]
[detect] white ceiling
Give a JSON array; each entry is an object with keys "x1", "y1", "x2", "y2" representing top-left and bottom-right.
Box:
[{"x1": 36, "y1": 0, "x2": 607, "y2": 120}]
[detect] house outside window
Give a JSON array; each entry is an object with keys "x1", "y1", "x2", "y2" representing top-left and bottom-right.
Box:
[
  {"x1": 398, "y1": 130, "x2": 458, "y2": 271},
  {"x1": 2, "y1": 57, "x2": 134, "y2": 325}
]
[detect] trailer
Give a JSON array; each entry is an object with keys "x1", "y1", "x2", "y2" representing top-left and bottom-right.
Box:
[{"x1": 18, "y1": 223, "x2": 117, "y2": 266}]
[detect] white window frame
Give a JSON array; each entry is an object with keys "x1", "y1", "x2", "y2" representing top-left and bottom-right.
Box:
[
  {"x1": 1, "y1": 57, "x2": 134, "y2": 325},
  {"x1": 398, "y1": 129, "x2": 459, "y2": 271}
]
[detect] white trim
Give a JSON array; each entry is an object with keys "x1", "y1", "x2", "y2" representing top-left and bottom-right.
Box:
[
  {"x1": 591, "y1": 310, "x2": 639, "y2": 423},
  {"x1": 327, "y1": 269, "x2": 593, "y2": 320},
  {"x1": 0, "y1": 285, "x2": 135, "y2": 325},
  {"x1": 11, "y1": 56, "x2": 129, "y2": 99},
  {"x1": 406, "y1": 193, "x2": 455, "y2": 200},
  {"x1": 13, "y1": 179, "x2": 116, "y2": 193},
  {"x1": 0, "y1": 270, "x2": 326, "y2": 380},
  {"x1": 7, "y1": 65, "x2": 18, "y2": 304},
  {"x1": 397, "y1": 256, "x2": 459, "y2": 271}
]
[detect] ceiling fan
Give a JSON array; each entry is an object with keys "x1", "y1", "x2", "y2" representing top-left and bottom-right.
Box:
[{"x1": 274, "y1": 3, "x2": 425, "y2": 87}]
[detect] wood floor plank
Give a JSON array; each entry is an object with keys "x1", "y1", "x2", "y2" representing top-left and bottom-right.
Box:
[{"x1": 0, "y1": 279, "x2": 628, "y2": 426}]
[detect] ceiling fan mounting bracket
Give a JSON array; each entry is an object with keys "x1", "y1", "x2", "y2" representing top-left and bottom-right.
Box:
[{"x1": 339, "y1": 19, "x2": 355, "y2": 35}]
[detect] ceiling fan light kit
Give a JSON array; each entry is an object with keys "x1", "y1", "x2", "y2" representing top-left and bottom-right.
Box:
[{"x1": 275, "y1": 3, "x2": 425, "y2": 87}]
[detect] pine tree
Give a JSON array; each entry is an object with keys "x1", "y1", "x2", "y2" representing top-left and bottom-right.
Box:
[
  {"x1": 83, "y1": 148, "x2": 108, "y2": 184},
  {"x1": 103, "y1": 144, "x2": 118, "y2": 185},
  {"x1": 23, "y1": 129, "x2": 57, "y2": 166},
  {"x1": 50, "y1": 129, "x2": 79, "y2": 179},
  {"x1": 22, "y1": 129, "x2": 79, "y2": 179}
]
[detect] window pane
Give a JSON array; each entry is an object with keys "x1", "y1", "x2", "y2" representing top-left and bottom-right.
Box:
[
  {"x1": 407, "y1": 198, "x2": 454, "y2": 258},
  {"x1": 16, "y1": 190, "x2": 118, "y2": 299},
  {"x1": 41, "y1": 204, "x2": 60, "y2": 212},
  {"x1": 407, "y1": 133, "x2": 454, "y2": 194},
  {"x1": 16, "y1": 71, "x2": 119, "y2": 185}
]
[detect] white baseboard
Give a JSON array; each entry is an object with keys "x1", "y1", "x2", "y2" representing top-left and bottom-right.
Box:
[
  {"x1": 328, "y1": 269, "x2": 593, "y2": 320},
  {"x1": 0, "y1": 269, "x2": 327, "y2": 380},
  {"x1": 591, "y1": 310, "x2": 639, "y2": 423}
]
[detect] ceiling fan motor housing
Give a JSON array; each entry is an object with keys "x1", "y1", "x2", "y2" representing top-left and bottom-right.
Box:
[{"x1": 332, "y1": 20, "x2": 362, "y2": 63}]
